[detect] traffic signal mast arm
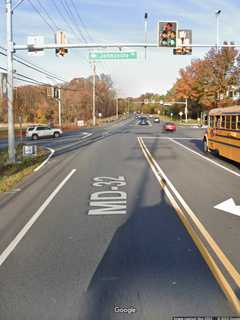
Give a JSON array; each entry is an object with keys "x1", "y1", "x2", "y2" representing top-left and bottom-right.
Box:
[{"x1": 13, "y1": 42, "x2": 240, "y2": 51}]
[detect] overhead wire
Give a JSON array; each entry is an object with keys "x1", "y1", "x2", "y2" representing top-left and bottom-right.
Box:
[
  {"x1": 0, "y1": 48, "x2": 66, "y2": 82},
  {"x1": 35, "y1": 0, "x2": 60, "y2": 31},
  {"x1": 60, "y1": 0, "x2": 87, "y2": 43},
  {"x1": 58, "y1": 0, "x2": 110, "y2": 76},
  {"x1": 51, "y1": 0, "x2": 92, "y2": 72},
  {"x1": 28, "y1": 0, "x2": 56, "y2": 32},
  {"x1": 69, "y1": 0, "x2": 94, "y2": 42},
  {"x1": 2, "y1": 1, "x2": 112, "y2": 91}
]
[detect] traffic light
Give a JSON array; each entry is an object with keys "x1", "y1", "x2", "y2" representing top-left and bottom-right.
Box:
[
  {"x1": 55, "y1": 48, "x2": 68, "y2": 57},
  {"x1": 158, "y1": 21, "x2": 177, "y2": 47},
  {"x1": 55, "y1": 31, "x2": 68, "y2": 57},
  {"x1": 52, "y1": 87, "x2": 59, "y2": 99},
  {"x1": 173, "y1": 29, "x2": 192, "y2": 55}
]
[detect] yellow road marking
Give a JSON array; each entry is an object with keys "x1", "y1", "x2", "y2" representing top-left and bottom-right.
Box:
[{"x1": 138, "y1": 137, "x2": 240, "y2": 314}]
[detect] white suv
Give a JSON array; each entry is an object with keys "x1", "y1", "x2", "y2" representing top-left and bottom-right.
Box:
[{"x1": 26, "y1": 126, "x2": 63, "y2": 140}]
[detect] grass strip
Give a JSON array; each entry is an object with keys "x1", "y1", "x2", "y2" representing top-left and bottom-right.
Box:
[{"x1": 0, "y1": 144, "x2": 49, "y2": 192}]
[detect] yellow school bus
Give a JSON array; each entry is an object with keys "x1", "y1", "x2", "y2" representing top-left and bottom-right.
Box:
[{"x1": 203, "y1": 106, "x2": 240, "y2": 163}]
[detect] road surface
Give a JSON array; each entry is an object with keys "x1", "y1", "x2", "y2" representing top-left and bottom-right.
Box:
[{"x1": 0, "y1": 117, "x2": 239, "y2": 320}]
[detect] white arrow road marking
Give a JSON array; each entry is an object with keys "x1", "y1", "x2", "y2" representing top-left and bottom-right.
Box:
[{"x1": 214, "y1": 198, "x2": 240, "y2": 217}]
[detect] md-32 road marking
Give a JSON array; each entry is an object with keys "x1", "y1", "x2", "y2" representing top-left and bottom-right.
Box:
[{"x1": 88, "y1": 176, "x2": 127, "y2": 215}]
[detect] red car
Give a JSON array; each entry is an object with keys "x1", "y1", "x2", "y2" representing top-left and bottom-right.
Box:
[{"x1": 163, "y1": 122, "x2": 176, "y2": 132}]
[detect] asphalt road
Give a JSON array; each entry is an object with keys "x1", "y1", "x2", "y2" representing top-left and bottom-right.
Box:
[
  {"x1": 0, "y1": 117, "x2": 239, "y2": 320},
  {"x1": 0, "y1": 120, "x2": 126, "y2": 151}
]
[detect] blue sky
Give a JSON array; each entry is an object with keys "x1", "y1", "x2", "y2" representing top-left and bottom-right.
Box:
[{"x1": 0, "y1": 0, "x2": 240, "y2": 97}]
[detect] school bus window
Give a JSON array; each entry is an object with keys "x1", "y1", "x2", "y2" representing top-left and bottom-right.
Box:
[
  {"x1": 231, "y1": 116, "x2": 236, "y2": 130},
  {"x1": 209, "y1": 116, "x2": 214, "y2": 128},
  {"x1": 226, "y1": 115, "x2": 231, "y2": 129},
  {"x1": 221, "y1": 115, "x2": 226, "y2": 128},
  {"x1": 237, "y1": 116, "x2": 240, "y2": 129},
  {"x1": 216, "y1": 116, "x2": 220, "y2": 128}
]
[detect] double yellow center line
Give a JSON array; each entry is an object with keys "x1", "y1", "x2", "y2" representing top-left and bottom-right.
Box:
[{"x1": 138, "y1": 136, "x2": 240, "y2": 314}]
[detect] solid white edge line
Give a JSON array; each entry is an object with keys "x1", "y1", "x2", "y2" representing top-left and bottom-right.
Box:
[
  {"x1": 168, "y1": 138, "x2": 240, "y2": 177},
  {"x1": 140, "y1": 137, "x2": 202, "y2": 140},
  {"x1": 34, "y1": 147, "x2": 55, "y2": 172},
  {"x1": 0, "y1": 169, "x2": 76, "y2": 267}
]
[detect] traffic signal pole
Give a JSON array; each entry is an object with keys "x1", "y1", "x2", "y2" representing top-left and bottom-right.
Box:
[{"x1": 6, "y1": 0, "x2": 16, "y2": 163}]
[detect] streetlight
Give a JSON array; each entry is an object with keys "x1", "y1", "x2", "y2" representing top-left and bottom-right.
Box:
[
  {"x1": 215, "y1": 10, "x2": 221, "y2": 51},
  {"x1": 144, "y1": 12, "x2": 148, "y2": 60}
]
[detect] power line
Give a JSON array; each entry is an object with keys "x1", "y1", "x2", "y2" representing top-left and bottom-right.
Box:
[
  {"x1": 14, "y1": 72, "x2": 84, "y2": 92},
  {"x1": 0, "y1": 66, "x2": 7, "y2": 72},
  {"x1": 51, "y1": 0, "x2": 78, "y2": 40},
  {"x1": 28, "y1": 0, "x2": 56, "y2": 32},
  {"x1": 58, "y1": 0, "x2": 85, "y2": 43},
  {"x1": 0, "y1": 47, "x2": 66, "y2": 82},
  {"x1": 61, "y1": 0, "x2": 87, "y2": 43},
  {"x1": 65, "y1": 0, "x2": 112, "y2": 75},
  {"x1": 15, "y1": 72, "x2": 49, "y2": 86},
  {"x1": 70, "y1": 0, "x2": 94, "y2": 42},
  {"x1": 51, "y1": 0, "x2": 93, "y2": 70},
  {"x1": 35, "y1": 0, "x2": 59, "y2": 31},
  {"x1": 14, "y1": 76, "x2": 48, "y2": 86}
]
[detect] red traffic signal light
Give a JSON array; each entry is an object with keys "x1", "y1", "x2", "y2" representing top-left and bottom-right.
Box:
[{"x1": 158, "y1": 21, "x2": 177, "y2": 47}]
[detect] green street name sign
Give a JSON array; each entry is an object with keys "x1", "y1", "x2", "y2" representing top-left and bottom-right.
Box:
[{"x1": 89, "y1": 51, "x2": 137, "y2": 61}]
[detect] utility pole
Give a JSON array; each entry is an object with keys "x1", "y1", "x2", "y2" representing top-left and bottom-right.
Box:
[
  {"x1": 6, "y1": 0, "x2": 16, "y2": 163},
  {"x1": 185, "y1": 98, "x2": 188, "y2": 123},
  {"x1": 58, "y1": 87, "x2": 62, "y2": 127},
  {"x1": 92, "y1": 62, "x2": 96, "y2": 126},
  {"x1": 116, "y1": 97, "x2": 119, "y2": 120}
]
